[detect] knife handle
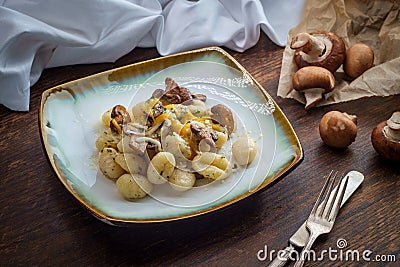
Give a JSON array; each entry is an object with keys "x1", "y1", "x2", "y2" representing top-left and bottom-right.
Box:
[{"x1": 267, "y1": 244, "x2": 295, "y2": 267}]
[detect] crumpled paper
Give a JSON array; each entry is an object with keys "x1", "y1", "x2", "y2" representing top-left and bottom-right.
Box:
[{"x1": 278, "y1": 0, "x2": 400, "y2": 107}]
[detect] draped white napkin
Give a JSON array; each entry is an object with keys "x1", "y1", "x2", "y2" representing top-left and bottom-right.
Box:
[{"x1": 0, "y1": 0, "x2": 305, "y2": 111}]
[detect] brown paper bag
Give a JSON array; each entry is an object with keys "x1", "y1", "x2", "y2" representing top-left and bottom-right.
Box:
[{"x1": 278, "y1": 0, "x2": 400, "y2": 108}]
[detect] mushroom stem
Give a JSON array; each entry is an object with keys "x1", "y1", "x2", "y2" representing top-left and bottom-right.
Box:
[
  {"x1": 303, "y1": 88, "x2": 325, "y2": 110},
  {"x1": 290, "y1": 32, "x2": 326, "y2": 57},
  {"x1": 384, "y1": 111, "x2": 400, "y2": 142},
  {"x1": 343, "y1": 113, "x2": 358, "y2": 125}
]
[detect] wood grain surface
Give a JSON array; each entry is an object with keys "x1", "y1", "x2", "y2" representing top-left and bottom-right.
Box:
[{"x1": 1, "y1": 34, "x2": 399, "y2": 266}]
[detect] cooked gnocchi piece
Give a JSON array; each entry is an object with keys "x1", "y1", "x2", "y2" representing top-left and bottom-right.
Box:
[
  {"x1": 188, "y1": 99, "x2": 209, "y2": 118},
  {"x1": 114, "y1": 153, "x2": 147, "y2": 175},
  {"x1": 116, "y1": 173, "x2": 153, "y2": 200},
  {"x1": 192, "y1": 152, "x2": 232, "y2": 180},
  {"x1": 232, "y1": 136, "x2": 258, "y2": 166},
  {"x1": 147, "y1": 151, "x2": 176, "y2": 184},
  {"x1": 214, "y1": 131, "x2": 228, "y2": 150},
  {"x1": 169, "y1": 168, "x2": 196, "y2": 191},
  {"x1": 116, "y1": 136, "x2": 132, "y2": 153},
  {"x1": 95, "y1": 129, "x2": 121, "y2": 151},
  {"x1": 163, "y1": 133, "x2": 192, "y2": 163},
  {"x1": 98, "y1": 147, "x2": 126, "y2": 179},
  {"x1": 131, "y1": 100, "x2": 148, "y2": 125}
]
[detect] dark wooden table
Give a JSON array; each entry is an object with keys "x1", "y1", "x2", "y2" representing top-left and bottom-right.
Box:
[{"x1": 1, "y1": 34, "x2": 399, "y2": 266}]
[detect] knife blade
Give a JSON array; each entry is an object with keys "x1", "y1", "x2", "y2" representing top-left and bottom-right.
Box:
[{"x1": 267, "y1": 170, "x2": 364, "y2": 267}]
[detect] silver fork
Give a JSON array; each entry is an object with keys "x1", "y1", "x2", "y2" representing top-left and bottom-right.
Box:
[{"x1": 294, "y1": 171, "x2": 349, "y2": 267}]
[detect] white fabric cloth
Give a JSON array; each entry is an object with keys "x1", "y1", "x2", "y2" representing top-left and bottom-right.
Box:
[{"x1": 0, "y1": 0, "x2": 305, "y2": 111}]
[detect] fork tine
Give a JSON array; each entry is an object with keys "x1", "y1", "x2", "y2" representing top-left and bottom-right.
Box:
[
  {"x1": 317, "y1": 171, "x2": 338, "y2": 217},
  {"x1": 310, "y1": 170, "x2": 335, "y2": 216},
  {"x1": 323, "y1": 173, "x2": 343, "y2": 219},
  {"x1": 328, "y1": 175, "x2": 349, "y2": 221}
]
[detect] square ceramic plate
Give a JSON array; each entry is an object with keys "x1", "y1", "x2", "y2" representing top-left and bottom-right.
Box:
[{"x1": 40, "y1": 47, "x2": 302, "y2": 225}]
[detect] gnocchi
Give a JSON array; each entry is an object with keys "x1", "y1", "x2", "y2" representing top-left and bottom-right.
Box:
[
  {"x1": 232, "y1": 136, "x2": 258, "y2": 166},
  {"x1": 163, "y1": 133, "x2": 192, "y2": 164},
  {"x1": 116, "y1": 173, "x2": 153, "y2": 200},
  {"x1": 169, "y1": 168, "x2": 196, "y2": 191},
  {"x1": 95, "y1": 77, "x2": 258, "y2": 201},
  {"x1": 147, "y1": 151, "x2": 176, "y2": 184},
  {"x1": 98, "y1": 147, "x2": 126, "y2": 179},
  {"x1": 95, "y1": 129, "x2": 121, "y2": 151},
  {"x1": 114, "y1": 152, "x2": 148, "y2": 175},
  {"x1": 192, "y1": 152, "x2": 232, "y2": 180}
]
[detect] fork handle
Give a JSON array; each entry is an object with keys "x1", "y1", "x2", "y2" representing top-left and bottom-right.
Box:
[
  {"x1": 267, "y1": 244, "x2": 295, "y2": 267},
  {"x1": 294, "y1": 232, "x2": 319, "y2": 267}
]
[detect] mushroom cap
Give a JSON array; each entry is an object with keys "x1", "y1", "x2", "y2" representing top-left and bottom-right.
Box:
[
  {"x1": 292, "y1": 66, "x2": 335, "y2": 92},
  {"x1": 293, "y1": 31, "x2": 346, "y2": 73},
  {"x1": 344, "y1": 43, "x2": 374, "y2": 79},
  {"x1": 371, "y1": 121, "x2": 400, "y2": 161},
  {"x1": 319, "y1": 111, "x2": 357, "y2": 148},
  {"x1": 292, "y1": 66, "x2": 336, "y2": 110}
]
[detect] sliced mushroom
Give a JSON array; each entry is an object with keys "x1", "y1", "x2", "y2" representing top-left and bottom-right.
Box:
[
  {"x1": 123, "y1": 122, "x2": 146, "y2": 136},
  {"x1": 123, "y1": 123, "x2": 147, "y2": 155},
  {"x1": 191, "y1": 93, "x2": 207, "y2": 102},
  {"x1": 150, "y1": 101, "x2": 165, "y2": 119},
  {"x1": 138, "y1": 99, "x2": 165, "y2": 127},
  {"x1": 157, "y1": 77, "x2": 193, "y2": 106},
  {"x1": 136, "y1": 137, "x2": 162, "y2": 152},
  {"x1": 290, "y1": 31, "x2": 346, "y2": 73},
  {"x1": 110, "y1": 105, "x2": 131, "y2": 133},
  {"x1": 152, "y1": 88, "x2": 164, "y2": 99},
  {"x1": 190, "y1": 121, "x2": 218, "y2": 140},
  {"x1": 371, "y1": 111, "x2": 400, "y2": 161},
  {"x1": 165, "y1": 77, "x2": 179, "y2": 91},
  {"x1": 190, "y1": 120, "x2": 218, "y2": 152},
  {"x1": 210, "y1": 104, "x2": 235, "y2": 134},
  {"x1": 292, "y1": 66, "x2": 336, "y2": 110},
  {"x1": 128, "y1": 135, "x2": 147, "y2": 155}
]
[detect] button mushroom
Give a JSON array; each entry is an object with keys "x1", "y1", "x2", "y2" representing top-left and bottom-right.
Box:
[
  {"x1": 210, "y1": 104, "x2": 236, "y2": 134},
  {"x1": 290, "y1": 31, "x2": 346, "y2": 73},
  {"x1": 292, "y1": 66, "x2": 336, "y2": 110},
  {"x1": 319, "y1": 111, "x2": 357, "y2": 148},
  {"x1": 344, "y1": 43, "x2": 374, "y2": 79},
  {"x1": 371, "y1": 111, "x2": 400, "y2": 161}
]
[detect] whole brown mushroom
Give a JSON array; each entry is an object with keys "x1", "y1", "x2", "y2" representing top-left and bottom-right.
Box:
[
  {"x1": 292, "y1": 66, "x2": 336, "y2": 110},
  {"x1": 290, "y1": 31, "x2": 346, "y2": 73},
  {"x1": 344, "y1": 43, "x2": 374, "y2": 79},
  {"x1": 371, "y1": 111, "x2": 400, "y2": 161},
  {"x1": 319, "y1": 111, "x2": 357, "y2": 148}
]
